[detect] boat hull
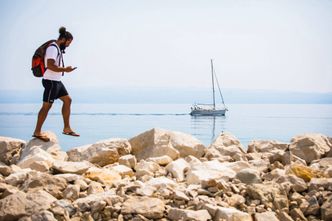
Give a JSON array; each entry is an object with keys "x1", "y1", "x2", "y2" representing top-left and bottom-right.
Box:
[{"x1": 190, "y1": 109, "x2": 226, "y2": 116}]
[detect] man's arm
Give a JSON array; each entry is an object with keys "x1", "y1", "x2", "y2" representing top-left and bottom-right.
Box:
[{"x1": 47, "y1": 59, "x2": 74, "y2": 73}]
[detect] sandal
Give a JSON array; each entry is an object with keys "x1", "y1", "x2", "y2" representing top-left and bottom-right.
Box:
[
  {"x1": 32, "y1": 134, "x2": 50, "y2": 142},
  {"x1": 62, "y1": 131, "x2": 80, "y2": 137}
]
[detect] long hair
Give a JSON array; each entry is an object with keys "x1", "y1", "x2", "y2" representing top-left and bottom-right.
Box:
[{"x1": 58, "y1": 27, "x2": 73, "y2": 40}]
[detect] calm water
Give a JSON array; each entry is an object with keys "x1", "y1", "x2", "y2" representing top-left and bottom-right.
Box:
[{"x1": 0, "y1": 103, "x2": 331, "y2": 151}]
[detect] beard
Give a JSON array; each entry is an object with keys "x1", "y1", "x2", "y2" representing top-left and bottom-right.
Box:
[{"x1": 59, "y1": 43, "x2": 66, "y2": 53}]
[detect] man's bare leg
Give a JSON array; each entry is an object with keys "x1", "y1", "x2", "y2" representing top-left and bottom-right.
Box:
[
  {"x1": 59, "y1": 95, "x2": 79, "y2": 136},
  {"x1": 33, "y1": 102, "x2": 53, "y2": 140}
]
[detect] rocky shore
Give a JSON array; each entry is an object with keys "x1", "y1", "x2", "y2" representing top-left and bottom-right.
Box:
[{"x1": 0, "y1": 128, "x2": 331, "y2": 221}]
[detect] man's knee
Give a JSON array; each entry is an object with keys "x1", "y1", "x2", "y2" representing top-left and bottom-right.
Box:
[{"x1": 61, "y1": 96, "x2": 72, "y2": 105}]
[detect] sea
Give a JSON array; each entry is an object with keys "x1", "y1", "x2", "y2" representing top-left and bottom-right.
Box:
[{"x1": 0, "y1": 103, "x2": 331, "y2": 151}]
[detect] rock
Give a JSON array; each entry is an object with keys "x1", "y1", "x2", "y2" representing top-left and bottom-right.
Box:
[
  {"x1": 104, "y1": 164, "x2": 134, "y2": 178},
  {"x1": 21, "y1": 131, "x2": 67, "y2": 161},
  {"x1": 87, "y1": 181, "x2": 104, "y2": 195},
  {"x1": 145, "y1": 176, "x2": 177, "y2": 189},
  {"x1": 186, "y1": 160, "x2": 236, "y2": 185},
  {"x1": 147, "y1": 155, "x2": 173, "y2": 166},
  {"x1": 30, "y1": 210, "x2": 57, "y2": 221},
  {"x1": 51, "y1": 199, "x2": 76, "y2": 218},
  {"x1": 275, "y1": 174, "x2": 307, "y2": 192},
  {"x1": 0, "y1": 191, "x2": 27, "y2": 220},
  {"x1": 235, "y1": 168, "x2": 262, "y2": 184},
  {"x1": 288, "y1": 163, "x2": 323, "y2": 182},
  {"x1": 289, "y1": 208, "x2": 307, "y2": 221},
  {"x1": 255, "y1": 211, "x2": 279, "y2": 221},
  {"x1": 0, "y1": 136, "x2": 25, "y2": 165},
  {"x1": 246, "y1": 183, "x2": 286, "y2": 210},
  {"x1": 84, "y1": 167, "x2": 121, "y2": 186},
  {"x1": 17, "y1": 149, "x2": 55, "y2": 172},
  {"x1": 309, "y1": 178, "x2": 332, "y2": 191},
  {"x1": 0, "y1": 183, "x2": 20, "y2": 199},
  {"x1": 277, "y1": 211, "x2": 294, "y2": 221},
  {"x1": 227, "y1": 194, "x2": 245, "y2": 207},
  {"x1": 74, "y1": 190, "x2": 122, "y2": 212},
  {"x1": 289, "y1": 134, "x2": 332, "y2": 164},
  {"x1": 0, "y1": 162, "x2": 13, "y2": 176},
  {"x1": 134, "y1": 160, "x2": 162, "y2": 177},
  {"x1": 63, "y1": 184, "x2": 80, "y2": 201},
  {"x1": 169, "y1": 130, "x2": 205, "y2": 158},
  {"x1": 17, "y1": 132, "x2": 67, "y2": 172},
  {"x1": 4, "y1": 168, "x2": 32, "y2": 186},
  {"x1": 119, "y1": 154, "x2": 137, "y2": 169},
  {"x1": 52, "y1": 160, "x2": 94, "y2": 175},
  {"x1": 205, "y1": 132, "x2": 247, "y2": 161},
  {"x1": 214, "y1": 206, "x2": 252, "y2": 221},
  {"x1": 166, "y1": 158, "x2": 190, "y2": 182},
  {"x1": 25, "y1": 189, "x2": 57, "y2": 215},
  {"x1": 67, "y1": 138, "x2": 131, "y2": 166},
  {"x1": 129, "y1": 128, "x2": 205, "y2": 161},
  {"x1": 121, "y1": 196, "x2": 165, "y2": 219},
  {"x1": 247, "y1": 140, "x2": 288, "y2": 153},
  {"x1": 168, "y1": 208, "x2": 211, "y2": 221},
  {"x1": 19, "y1": 170, "x2": 67, "y2": 199},
  {"x1": 54, "y1": 173, "x2": 82, "y2": 183},
  {"x1": 321, "y1": 195, "x2": 332, "y2": 221}
]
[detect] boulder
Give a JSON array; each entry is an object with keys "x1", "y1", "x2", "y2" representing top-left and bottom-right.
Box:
[
  {"x1": 52, "y1": 160, "x2": 94, "y2": 175},
  {"x1": 129, "y1": 128, "x2": 205, "y2": 161},
  {"x1": 247, "y1": 140, "x2": 288, "y2": 153},
  {"x1": 0, "y1": 189, "x2": 57, "y2": 220},
  {"x1": 235, "y1": 168, "x2": 262, "y2": 184},
  {"x1": 74, "y1": 190, "x2": 122, "y2": 212},
  {"x1": 18, "y1": 170, "x2": 67, "y2": 199},
  {"x1": 17, "y1": 132, "x2": 67, "y2": 172},
  {"x1": 255, "y1": 211, "x2": 279, "y2": 221},
  {"x1": 0, "y1": 191, "x2": 27, "y2": 220},
  {"x1": 309, "y1": 178, "x2": 332, "y2": 191},
  {"x1": 104, "y1": 164, "x2": 134, "y2": 178},
  {"x1": 168, "y1": 208, "x2": 211, "y2": 221},
  {"x1": 186, "y1": 160, "x2": 236, "y2": 185},
  {"x1": 134, "y1": 160, "x2": 162, "y2": 177},
  {"x1": 121, "y1": 196, "x2": 165, "y2": 219},
  {"x1": 0, "y1": 162, "x2": 13, "y2": 176},
  {"x1": 84, "y1": 167, "x2": 121, "y2": 186},
  {"x1": 67, "y1": 138, "x2": 131, "y2": 167},
  {"x1": 0, "y1": 136, "x2": 25, "y2": 165},
  {"x1": 119, "y1": 154, "x2": 137, "y2": 169},
  {"x1": 166, "y1": 158, "x2": 190, "y2": 182},
  {"x1": 289, "y1": 134, "x2": 332, "y2": 164},
  {"x1": 147, "y1": 155, "x2": 173, "y2": 166},
  {"x1": 214, "y1": 206, "x2": 252, "y2": 221},
  {"x1": 321, "y1": 195, "x2": 332, "y2": 221},
  {"x1": 205, "y1": 132, "x2": 246, "y2": 161}
]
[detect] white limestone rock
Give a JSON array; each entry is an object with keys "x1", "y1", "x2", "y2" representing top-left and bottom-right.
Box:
[
  {"x1": 0, "y1": 136, "x2": 25, "y2": 165},
  {"x1": 166, "y1": 158, "x2": 190, "y2": 182},
  {"x1": 290, "y1": 133, "x2": 332, "y2": 164},
  {"x1": 67, "y1": 138, "x2": 131, "y2": 166},
  {"x1": 129, "y1": 128, "x2": 205, "y2": 161}
]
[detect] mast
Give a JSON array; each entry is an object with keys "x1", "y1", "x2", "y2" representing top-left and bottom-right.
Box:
[{"x1": 211, "y1": 59, "x2": 216, "y2": 109}]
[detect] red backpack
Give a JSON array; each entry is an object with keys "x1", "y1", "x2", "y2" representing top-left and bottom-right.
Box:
[{"x1": 31, "y1": 40, "x2": 60, "y2": 77}]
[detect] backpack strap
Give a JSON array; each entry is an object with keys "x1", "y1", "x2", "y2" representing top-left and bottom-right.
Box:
[{"x1": 48, "y1": 43, "x2": 65, "y2": 76}]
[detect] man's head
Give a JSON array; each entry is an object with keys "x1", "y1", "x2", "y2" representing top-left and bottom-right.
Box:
[{"x1": 58, "y1": 26, "x2": 73, "y2": 52}]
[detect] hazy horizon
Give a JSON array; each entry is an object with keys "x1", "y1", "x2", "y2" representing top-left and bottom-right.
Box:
[{"x1": 1, "y1": 0, "x2": 332, "y2": 93}]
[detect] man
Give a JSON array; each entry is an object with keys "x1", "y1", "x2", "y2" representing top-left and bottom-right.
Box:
[{"x1": 33, "y1": 27, "x2": 79, "y2": 142}]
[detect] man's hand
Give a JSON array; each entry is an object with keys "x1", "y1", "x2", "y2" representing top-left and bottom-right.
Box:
[{"x1": 64, "y1": 66, "x2": 76, "y2": 72}]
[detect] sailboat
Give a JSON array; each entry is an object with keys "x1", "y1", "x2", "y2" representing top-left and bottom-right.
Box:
[{"x1": 190, "y1": 59, "x2": 228, "y2": 116}]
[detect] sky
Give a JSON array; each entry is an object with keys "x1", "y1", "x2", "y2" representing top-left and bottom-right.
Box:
[{"x1": 0, "y1": 0, "x2": 332, "y2": 93}]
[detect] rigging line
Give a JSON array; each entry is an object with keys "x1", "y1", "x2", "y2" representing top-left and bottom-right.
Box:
[{"x1": 213, "y1": 69, "x2": 226, "y2": 105}]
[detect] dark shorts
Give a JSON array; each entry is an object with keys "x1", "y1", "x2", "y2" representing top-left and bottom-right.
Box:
[{"x1": 42, "y1": 79, "x2": 68, "y2": 103}]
